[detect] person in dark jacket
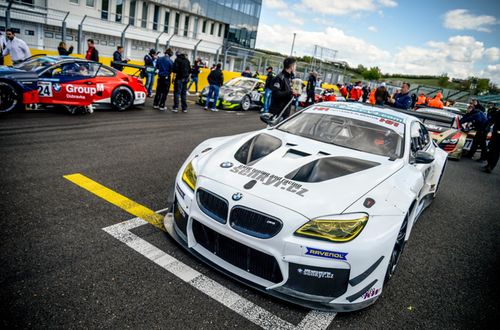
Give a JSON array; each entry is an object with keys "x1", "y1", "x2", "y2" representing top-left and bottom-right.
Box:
[
  {"x1": 374, "y1": 83, "x2": 390, "y2": 106},
  {"x1": 263, "y1": 66, "x2": 275, "y2": 113},
  {"x1": 153, "y1": 48, "x2": 174, "y2": 111},
  {"x1": 460, "y1": 105, "x2": 489, "y2": 160},
  {"x1": 111, "y1": 46, "x2": 128, "y2": 71},
  {"x1": 187, "y1": 59, "x2": 201, "y2": 93},
  {"x1": 172, "y1": 52, "x2": 191, "y2": 113},
  {"x1": 204, "y1": 63, "x2": 224, "y2": 112},
  {"x1": 305, "y1": 72, "x2": 317, "y2": 106},
  {"x1": 269, "y1": 57, "x2": 296, "y2": 120},
  {"x1": 57, "y1": 41, "x2": 73, "y2": 56},
  {"x1": 85, "y1": 39, "x2": 99, "y2": 62},
  {"x1": 144, "y1": 49, "x2": 157, "y2": 97},
  {"x1": 483, "y1": 107, "x2": 500, "y2": 173},
  {"x1": 241, "y1": 66, "x2": 252, "y2": 78},
  {"x1": 362, "y1": 85, "x2": 370, "y2": 103},
  {"x1": 388, "y1": 82, "x2": 412, "y2": 110}
]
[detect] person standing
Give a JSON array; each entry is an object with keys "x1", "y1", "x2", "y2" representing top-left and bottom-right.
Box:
[
  {"x1": 241, "y1": 66, "x2": 252, "y2": 78},
  {"x1": 85, "y1": 39, "x2": 99, "y2": 62},
  {"x1": 484, "y1": 107, "x2": 500, "y2": 173},
  {"x1": 57, "y1": 41, "x2": 73, "y2": 55},
  {"x1": 143, "y1": 49, "x2": 157, "y2": 97},
  {"x1": 2, "y1": 28, "x2": 31, "y2": 64},
  {"x1": 460, "y1": 105, "x2": 489, "y2": 160},
  {"x1": 187, "y1": 59, "x2": 201, "y2": 94},
  {"x1": 204, "y1": 63, "x2": 224, "y2": 112},
  {"x1": 263, "y1": 66, "x2": 274, "y2": 113},
  {"x1": 172, "y1": 51, "x2": 191, "y2": 113},
  {"x1": 362, "y1": 85, "x2": 370, "y2": 103},
  {"x1": 374, "y1": 83, "x2": 390, "y2": 106},
  {"x1": 153, "y1": 48, "x2": 174, "y2": 111},
  {"x1": 269, "y1": 57, "x2": 296, "y2": 121},
  {"x1": 305, "y1": 72, "x2": 317, "y2": 106},
  {"x1": 111, "y1": 46, "x2": 128, "y2": 71},
  {"x1": 388, "y1": 82, "x2": 412, "y2": 110}
]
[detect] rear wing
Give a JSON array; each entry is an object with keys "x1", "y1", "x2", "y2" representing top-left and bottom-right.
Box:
[{"x1": 111, "y1": 61, "x2": 146, "y2": 77}]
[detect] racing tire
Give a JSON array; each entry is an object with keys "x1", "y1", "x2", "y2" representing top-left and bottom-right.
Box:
[
  {"x1": 384, "y1": 215, "x2": 408, "y2": 284},
  {"x1": 241, "y1": 95, "x2": 251, "y2": 111},
  {"x1": 0, "y1": 81, "x2": 21, "y2": 114},
  {"x1": 111, "y1": 86, "x2": 134, "y2": 111}
]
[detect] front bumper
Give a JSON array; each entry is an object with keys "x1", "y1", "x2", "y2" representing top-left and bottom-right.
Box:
[{"x1": 164, "y1": 177, "x2": 397, "y2": 312}]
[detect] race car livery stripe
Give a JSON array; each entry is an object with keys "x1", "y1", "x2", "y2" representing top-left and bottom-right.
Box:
[
  {"x1": 309, "y1": 105, "x2": 405, "y2": 124},
  {"x1": 63, "y1": 173, "x2": 164, "y2": 230}
]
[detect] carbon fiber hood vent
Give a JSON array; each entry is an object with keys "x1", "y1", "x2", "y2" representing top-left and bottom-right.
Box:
[
  {"x1": 285, "y1": 157, "x2": 380, "y2": 183},
  {"x1": 234, "y1": 133, "x2": 282, "y2": 165}
]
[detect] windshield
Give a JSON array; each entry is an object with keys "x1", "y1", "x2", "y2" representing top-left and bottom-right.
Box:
[
  {"x1": 14, "y1": 57, "x2": 58, "y2": 72},
  {"x1": 226, "y1": 78, "x2": 255, "y2": 89},
  {"x1": 278, "y1": 113, "x2": 404, "y2": 158}
]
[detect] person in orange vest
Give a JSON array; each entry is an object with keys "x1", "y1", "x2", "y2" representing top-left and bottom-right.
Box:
[
  {"x1": 348, "y1": 82, "x2": 363, "y2": 101},
  {"x1": 428, "y1": 92, "x2": 444, "y2": 109},
  {"x1": 369, "y1": 88, "x2": 376, "y2": 105},
  {"x1": 339, "y1": 84, "x2": 348, "y2": 99},
  {"x1": 416, "y1": 92, "x2": 427, "y2": 106}
]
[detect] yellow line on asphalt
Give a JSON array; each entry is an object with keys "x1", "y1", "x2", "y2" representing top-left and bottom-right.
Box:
[{"x1": 64, "y1": 173, "x2": 165, "y2": 231}]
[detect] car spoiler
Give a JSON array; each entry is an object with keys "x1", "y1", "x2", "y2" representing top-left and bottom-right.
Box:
[
  {"x1": 389, "y1": 107, "x2": 456, "y2": 125},
  {"x1": 111, "y1": 61, "x2": 146, "y2": 77}
]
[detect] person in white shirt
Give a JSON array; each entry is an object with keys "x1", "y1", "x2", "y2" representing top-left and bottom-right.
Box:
[{"x1": 2, "y1": 28, "x2": 31, "y2": 65}]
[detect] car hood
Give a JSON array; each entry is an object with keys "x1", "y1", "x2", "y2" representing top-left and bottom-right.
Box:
[
  {"x1": 195, "y1": 129, "x2": 404, "y2": 219},
  {"x1": 0, "y1": 66, "x2": 38, "y2": 80}
]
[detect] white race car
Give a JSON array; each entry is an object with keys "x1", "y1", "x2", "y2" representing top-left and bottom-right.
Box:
[{"x1": 164, "y1": 102, "x2": 448, "y2": 312}]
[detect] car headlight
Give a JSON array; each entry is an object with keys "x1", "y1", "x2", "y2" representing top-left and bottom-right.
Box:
[
  {"x1": 295, "y1": 213, "x2": 368, "y2": 242},
  {"x1": 181, "y1": 161, "x2": 197, "y2": 191}
]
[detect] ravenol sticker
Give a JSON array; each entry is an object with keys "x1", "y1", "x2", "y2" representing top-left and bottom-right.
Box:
[{"x1": 305, "y1": 247, "x2": 348, "y2": 260}]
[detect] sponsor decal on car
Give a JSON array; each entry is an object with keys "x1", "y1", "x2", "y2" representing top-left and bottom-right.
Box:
[
  {"x1": 65, "y1": 83, "x2": 104, "y2": 96},
  {"x1": 52, "y1": 83, "x2": 61, "y2": 92},
  {"x1": 297, "y1": 268, "x2": 334, "y2": 279},
  {"x1": 305, "y1": 247, "x2": 348, "y2": 261},
  {"x1": 363, "y1": 287, "x2": 380, "y2": 300},
  {"x1": 37, "y1": 81, "x2": 53, "y2": 97},
  {"x1": 227, "y1": 164, "x2": 309, "y2": 197}
]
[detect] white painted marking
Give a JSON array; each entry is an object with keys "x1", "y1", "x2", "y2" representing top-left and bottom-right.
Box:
[{"x1": 103, "y1": 215, "x2": 336, "y2": 329}]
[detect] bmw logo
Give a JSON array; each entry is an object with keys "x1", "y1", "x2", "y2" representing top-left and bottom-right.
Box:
[
  {"x1": 220, "y1": 161, "x2": 233, "y2": 168},
  {"x1": 53, "y1": 83, "x2": 61, "y2": 92},
  {"x1": 232, "y1": 192, "x2": 243, "y2": 201}
]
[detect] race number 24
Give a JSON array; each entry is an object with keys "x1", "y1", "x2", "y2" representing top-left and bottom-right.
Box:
[{"x1": 38, "y1": 82, "x2": 53, "y2": 97}]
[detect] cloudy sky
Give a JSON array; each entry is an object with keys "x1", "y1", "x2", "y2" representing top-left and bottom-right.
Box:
[{"x1": 256, "y1": 0, "x2": 500, "y2": 83}]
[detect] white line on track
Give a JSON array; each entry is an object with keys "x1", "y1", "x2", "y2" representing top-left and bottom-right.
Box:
[{"x1": 103, "y1": 216, "x2": 336, "y2": 329}]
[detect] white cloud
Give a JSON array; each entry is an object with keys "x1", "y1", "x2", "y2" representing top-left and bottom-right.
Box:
[
  {"x1": 479, "y1": 64, "x2": 500, "y2": 84},
  {"x1": 368, "y1": 26, "x2": 378, "y2": 32},
  {"x1": 485, "y1": 47, "x2": 500, "y2": 62},
  {"x1": 312, "y1": 17, "x2": 333, "y2": 26},
  {"x1": 298, "y1": 0, "x2": 397, "y2": 16},
  {"x1": 443, "y1": 9, "x2": 498, "y2": 32},
  {"x1": 378, "y1": 0, "x2": 398, "y2": 7},
  {"x1": 277, "y1": 11, "x2": 304, "y2": 25},
  {"x1": 256, "y1": 24, "x2": 391, "y2": 67},
  {"x1": 263, "y1": 0, "x2": 287, "y2": 10}
]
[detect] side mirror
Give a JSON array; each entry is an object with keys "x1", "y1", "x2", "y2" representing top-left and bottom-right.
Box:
[
  {"x1": 260, "y1": 112, "x2": 274, "y2": 126},
  {"x1": 414, "y1": 150, "x2": 434, "y2": 164}
]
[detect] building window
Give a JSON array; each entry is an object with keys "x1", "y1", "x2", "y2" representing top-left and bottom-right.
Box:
[
  {"x1": 66, "y1": 35, "x2": 74, "y2": 41},
  {"x1": 174, "y1": 13, "x2": 180, "y2": 35},
  {"x1": 164, "y1": 11, "x2": 170, "y2": 33},
  {"x1": 86, "y1": 0, "x2": 94, "y2": 7},
  {"x1": 202, "y1": 20, "x2": 206, "y2": 33},
  {"x1": 141, "y1": 2, "x2": 148, "y2": 28},
  {"x1": 69, "y1": 0, "x2": 79, "y2": 4},
  {"x1": 210, "y1": 22, "x2": 214, "y2": 35},
  {"x1": 101, "y1": 40, "x2": 108, "y2": 45},
  {"x1": 183, "y1": 16, "x2": 189, "y2": 37},
  {"x1": 129, "y1": 1, "x2": 136, "y2": 25},
  {"x1": 101, "y1": 0, "x2": 109, "y2": 20},
  {"x1": 109, "y1": 41, "x2": 115, "y2": 46},
  {"x1": 115, "y1": 0, "x2": 123, "y2": 22},
  {"x1": 44, "y1": 32, "x2": 54, "y2": 38},
  {"x1": 25, "y1": 29, "x2": 35, "y2": 36},
  {"x1": 153, "y1": 5, "x2": 160, "y2": 31},
  {"x1": 218, "y1": 23, "x2": 222, "y2": 37}
]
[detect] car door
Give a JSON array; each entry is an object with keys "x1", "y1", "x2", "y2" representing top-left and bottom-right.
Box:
[
  {"x1": 250, "y1": 81, "x2": 264, "y2": 106},
  {"x1": 409, "y1": 121, "x2": 435, "y2": 199}
]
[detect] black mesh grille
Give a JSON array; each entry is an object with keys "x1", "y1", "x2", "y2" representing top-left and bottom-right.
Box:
[
  {"x1": 192, "y1": 220, "x2": 283, "y2": 283},
  {"x1": 229, "y1": 207, "x2": 283, "y2": 239},
  {"x1": 197, "y1": 188, "x2": 228, "y2": 224}
]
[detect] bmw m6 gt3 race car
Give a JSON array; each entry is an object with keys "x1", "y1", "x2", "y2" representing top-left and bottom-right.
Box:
[
  {"x1": 164, "y1": 102, "x2": 448, "y2": 312},
  {"x1": 198, "y1": 77, "x2": 265, "y2": 111},
  {"x1": 0, "y1": 55, "x2": 147, "y2": 113}
]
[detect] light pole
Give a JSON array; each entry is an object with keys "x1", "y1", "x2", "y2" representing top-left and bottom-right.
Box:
[{"x1": 290, "y1": 33, "x2": 296, "y2": 57}]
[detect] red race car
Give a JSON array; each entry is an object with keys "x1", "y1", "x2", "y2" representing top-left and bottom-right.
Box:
[{"x1": 0, "y1": 55, "x2": 147, "y2": 114}]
